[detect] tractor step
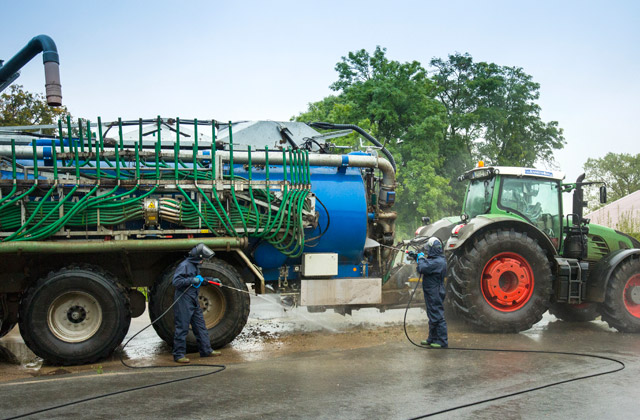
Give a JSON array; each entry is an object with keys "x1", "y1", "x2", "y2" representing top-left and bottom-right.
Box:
[{"x1": 555, "y1": 258, "x2": 589, "y2": 303}]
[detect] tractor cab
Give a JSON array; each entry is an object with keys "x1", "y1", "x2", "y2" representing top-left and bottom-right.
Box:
[{"x1": 459, "y1": 165, "x2": 565, "y2": 248}]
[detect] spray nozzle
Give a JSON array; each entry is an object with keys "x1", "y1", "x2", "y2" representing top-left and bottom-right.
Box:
[{"x1": 205, "y1": 278, "x2": 222, "y2": 287}]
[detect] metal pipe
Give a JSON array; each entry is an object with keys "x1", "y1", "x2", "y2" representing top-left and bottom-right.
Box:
[
  {"x1": 308, "y1": 122, "x2": 396, "y2": 172},
  {"x1": 0, "y1": 35, "x2": 62, "y2": 105},
  {"x1": 225, "y1": 151, "x2": 396, "y2": 192},
  {"x1": 0, "y1": 146, "x2": 396, "y2": 190},
  {"x1": 0, "y1": 237, "x2": 247, "y2": 254}
]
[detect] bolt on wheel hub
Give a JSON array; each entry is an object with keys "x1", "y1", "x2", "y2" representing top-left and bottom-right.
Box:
[
  {"x1": 481, "y1": 252, "x2": 534, "y2": 312},
  {"x1": 47, "y1": 291, "x2": 103, "y2": 343},
  {"x1": 624, "y1": 275, "x2": 640, "y2": 318},
  {"x1": 198, "y1": 286, "x2": 226, "y2": 328},
  {"x1": 67, "y1": 305, "x2": 87, "y2": 323}
]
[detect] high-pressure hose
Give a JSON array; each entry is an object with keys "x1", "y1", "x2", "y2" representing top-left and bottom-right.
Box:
[
  {"x1": 6, "y1": 282, "x2": 226, "y2": 420},
  {"x1": 402, "y1": 263, "x2": 626, "y2": 419},
  {"x1": 308, "y1": 122, "x2": 396, "y2": 172}
]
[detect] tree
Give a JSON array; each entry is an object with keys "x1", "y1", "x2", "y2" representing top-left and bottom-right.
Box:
[
  {"x1": 0, "y1": 84, "x2": 68, "y2": 131},
  {"x1": 584, "y1": 152, "x2": 640, "y2": 208},
  {"x1": 296, "y1": 48, "x2": 565, "y2": 237},
  {"x1": 430, "y1": 53, "x2": 565, "y2": 168},
  {"x1": 296, "y1": 47, "x2": 452, "y2": 237}
]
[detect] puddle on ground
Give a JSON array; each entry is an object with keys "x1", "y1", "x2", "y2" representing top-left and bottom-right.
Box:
[{"x1": 2, "y1": 293, "x2": 611, "y2": 379}]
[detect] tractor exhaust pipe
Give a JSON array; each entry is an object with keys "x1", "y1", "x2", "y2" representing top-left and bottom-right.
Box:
[
  {"x1": 0, "y1": 35, "x2": 62, "y2": 106},
  {"x1": 572, "y1": 173, "x2": 586, "y2": 225}
]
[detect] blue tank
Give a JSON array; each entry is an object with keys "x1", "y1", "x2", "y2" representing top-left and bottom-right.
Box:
[{"x1": 236, "y1": 163, "x2": 368, "y2": 281}]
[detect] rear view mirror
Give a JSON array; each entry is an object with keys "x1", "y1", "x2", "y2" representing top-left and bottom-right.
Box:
[{"x1": 599, "y1": 185, "x2": 607, "y2": 204}]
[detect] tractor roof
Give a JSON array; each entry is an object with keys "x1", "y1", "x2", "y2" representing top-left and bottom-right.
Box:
[{"x1": 461, "y1": 166, "x2": 565, "y2": 182}]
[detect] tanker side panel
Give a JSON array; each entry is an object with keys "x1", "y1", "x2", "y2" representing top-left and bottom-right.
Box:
[{"x1": 252, "y1": 165, "x2": 368, "y2": 282}]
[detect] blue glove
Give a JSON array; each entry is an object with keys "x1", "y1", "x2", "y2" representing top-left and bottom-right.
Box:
[
  {"x1": 191, "y1": 275, "x2": 204, "y2": 288},
  {"x1": 416, "y1": 252, "x2": 425, "y2": 261}
]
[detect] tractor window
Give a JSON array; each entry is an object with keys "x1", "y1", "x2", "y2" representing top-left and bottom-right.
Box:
[
  {"x1": 464, "y1": 178, "x2": 495, "y2": 218},
  {"x1": 498, "y1": 177, "x2": 561, "y2": 242}
]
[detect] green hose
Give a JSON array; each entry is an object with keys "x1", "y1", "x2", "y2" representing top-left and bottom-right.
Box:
[{"x1": 0, "y1": 116, "x2": 314, "y2": 251}]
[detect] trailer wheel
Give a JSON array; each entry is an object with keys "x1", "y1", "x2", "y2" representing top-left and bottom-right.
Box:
[
  {"x1": 0, "y1": 299, "x2": 17, "y2": 338},
  {"x1": 0, "y1": 320, "x2": 16, "y2": 338},
  {"x1": 549, "y1": 302, "x2": 599, "y2": 322},
  {"x1": 18, "y1": 266, "x2": 131, "y2": 365},
  {"x1": 148, "y1": 258, "x2": 250, "y2": 351},
  {"x1": 448, "y1": 230, "x2": 552, "y2": 332},
  {"x1": 601, "y1": 258, "x2": 640, "y2": 332}
]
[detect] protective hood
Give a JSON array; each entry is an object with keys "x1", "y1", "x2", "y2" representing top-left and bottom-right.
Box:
[
  {"x1": 186, "y1": 255, "x2": 203, "y2": 265},
  {"x1": 426, "y1": 238, "x2": 443, "y2": 258}
]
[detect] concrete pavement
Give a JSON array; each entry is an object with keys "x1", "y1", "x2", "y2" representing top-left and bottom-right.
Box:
[{"x1": 1, "y1": 313, "x2": 638, "y2": 419}]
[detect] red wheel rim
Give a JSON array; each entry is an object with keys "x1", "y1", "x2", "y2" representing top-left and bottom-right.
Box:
[
  {"x1": 481, "y1": 252, "x2": 534, "y2": 312},
  {"x1": 623, "y1": 274, "x2": 640, "y2": 318}
]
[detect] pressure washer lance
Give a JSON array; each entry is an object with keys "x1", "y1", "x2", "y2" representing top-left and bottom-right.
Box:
[{"x1": 196, "y1": 275, "x2": 253, "y2": 295}]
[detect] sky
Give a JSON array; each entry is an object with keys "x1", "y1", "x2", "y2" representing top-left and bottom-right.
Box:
[{"x1": 2, "y1": 0, "x2": 639, "y2": 185}]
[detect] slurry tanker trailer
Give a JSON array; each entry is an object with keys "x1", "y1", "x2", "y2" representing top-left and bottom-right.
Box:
[{"x1": 0, "y1": 117, "x2": 403, "y2": 364}]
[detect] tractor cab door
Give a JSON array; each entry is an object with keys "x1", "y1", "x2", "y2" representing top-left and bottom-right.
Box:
[
  {"x1": 463, "y1": 177, "x2": 496, "y2": 219},
  {"x1": 497, "y1": 177, "x2": 562, "y2": 249}
]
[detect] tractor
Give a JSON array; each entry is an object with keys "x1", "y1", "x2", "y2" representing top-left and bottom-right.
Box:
[{"x1": 417, "y1": 164, "x2": 640, "y2": 333}]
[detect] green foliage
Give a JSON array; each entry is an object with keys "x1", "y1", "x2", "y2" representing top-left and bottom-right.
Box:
[
  {"x1": 295, "y1": 47, "x2": 565, "y2": 236},
  {"x1": 617, "y1": 210, "x2": 640, "y2": 241},
  {"x1": 430, "y1": 53, "x2": 565, "y2": 167},
  {"x1": 584, "y1": 152, "x2": 640, "y2": 209},
  {"x1": 0, "y1": 85, "x2": 68, "y2": 132}
]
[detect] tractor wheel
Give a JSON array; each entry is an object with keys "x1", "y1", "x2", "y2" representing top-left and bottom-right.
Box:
[
  {"x1": 448, "y1": 230, "x2": 552, "y2": 332},
  {"x1": 549, "y1": 302, "x2": 599, "y2": 322},
  {"x1": 601, "y1": 258, "x2": 640, "y2": 332},
  {"x1": 18, "y1": 265, "x2": 131, "y2": 365},
  {"x1": 148, "y1": 258, "x2": 250, "y2": 351}
]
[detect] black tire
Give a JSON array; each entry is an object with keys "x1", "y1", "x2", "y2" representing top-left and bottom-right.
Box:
[
  {"x1": 448, "y1": 230, "x2": 552, "y2": 332},
  {"x1": 549, "y1": 302, "x2": 599, "y2": 322},
  {"x1": 601, "y1": 258, "x2": 640, "y2": 332},
  {"x1": 0, "y1": 320, "x2": 17, "y2": 338},
  {"x1": 148, "y1": 258, "x2": 250, "y2": 351},
  {"x1": 18, "y1": 265, "x2": 131, "y2": 365},
  {"x1": 0, "y1": 300, "x2": 17, "y2": 338}
]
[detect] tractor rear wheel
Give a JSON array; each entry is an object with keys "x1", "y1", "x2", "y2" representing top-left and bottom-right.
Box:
[
  {"x1": 448, "y1": 230, "x2": 552, "y2": 332},
  {"x1": 148, "y1": 258, "x2": 250, "y2": 351},
  {"x1": 549, "y1": 302, "x2": 599, "y2": 322},
  {"x1": 601, "y1": 258, "x2": 640, "y2": 332},
  {"x1": 18, "y1": 265, "x2": 131, "y2": 365}
]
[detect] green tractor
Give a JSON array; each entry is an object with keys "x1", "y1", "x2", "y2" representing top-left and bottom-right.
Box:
[{"x1": 417, "y1": 165, "x2": 640, "y2": 333}]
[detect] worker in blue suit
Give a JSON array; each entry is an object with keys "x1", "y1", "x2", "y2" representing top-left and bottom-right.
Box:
[
  {"x1": 415, "y1": 237, "x2": 448, "y2": 348},
  {"x1": 173, "y1": 243, "x2": 221, "y2": 363}
]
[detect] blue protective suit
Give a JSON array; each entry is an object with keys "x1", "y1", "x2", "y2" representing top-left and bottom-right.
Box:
[
  {"x1": 172, "y1": 256, "x2": 213, "y2": 360},
  {"x1": 416, "y1": 244, "x2": 448, "y2": 347}
]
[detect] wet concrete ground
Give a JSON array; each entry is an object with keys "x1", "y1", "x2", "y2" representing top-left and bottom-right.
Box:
[{"x1": 1, "y1": 295, "x2": 639, "y2": 419}]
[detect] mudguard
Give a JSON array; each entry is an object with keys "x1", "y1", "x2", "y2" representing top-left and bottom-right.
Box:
[
  {"x1": 415, "y1": 216, "x2": 460, "y2": 244},
  {"x1": 445, "y1": 215, "x2": 558, "y2": 258},
  {"x1": 586, "y1": 248, "x2": 640, "y2": 302}
]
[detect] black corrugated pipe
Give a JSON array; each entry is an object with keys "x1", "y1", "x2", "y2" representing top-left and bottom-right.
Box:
[
  {"x1": 0, "y1": 35, "x2": 62, "y2": 106},
  {"x1": 308, "y1": 122, "x2": 396, "y2": 172}
]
